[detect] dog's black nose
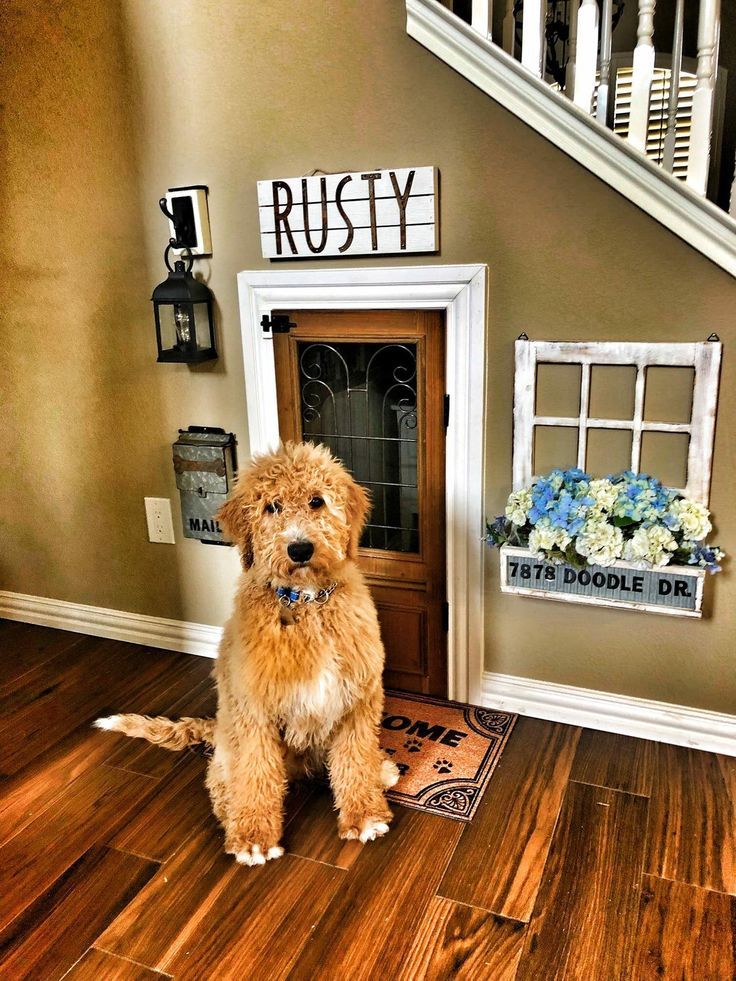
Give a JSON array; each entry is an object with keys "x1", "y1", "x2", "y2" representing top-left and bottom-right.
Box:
[{"x1": 287, "y1": 540, "x2": 314, "y2": 563}]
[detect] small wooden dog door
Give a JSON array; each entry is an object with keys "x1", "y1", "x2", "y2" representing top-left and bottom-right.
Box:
[{"x1": 273, "y1": 309, "x2": 448, "y2": 697}]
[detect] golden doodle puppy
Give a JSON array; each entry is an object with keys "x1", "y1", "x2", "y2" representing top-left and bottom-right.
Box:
[{"x1": 97, "y1": 441, "x2": 399, "y2": 866}]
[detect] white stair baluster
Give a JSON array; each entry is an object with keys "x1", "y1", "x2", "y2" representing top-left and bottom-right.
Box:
[
  {"x1": 472, "y1": 0, "x2": 493, "y2": 39},
  {"x1": 628, "y1": 0, "x2": 657, "y2": 152},
  {"x1": 729, "y1": 152, "x2": 736, "y2": 217},
  {"x1": 662, "y1": 0, "x2": 685, "y2": 173},
  {"x1": 573, "y1": 0, "x2": 599, "y2": 113},
  {"x1": 565, "y1": 0, "x2": 580, "y2": 98},
  {"x1": 502, "y1": 0, "x2": 516, "y2": 55},
  {"x1": 521, "y1": 0, "x2": 546, "y2": 76},
  {"x1": 596, "y1": 0, "x2": 614, "y2": 123},
  {"x1": 686, "y1": 0, "x2": 721, "y2": 195}
]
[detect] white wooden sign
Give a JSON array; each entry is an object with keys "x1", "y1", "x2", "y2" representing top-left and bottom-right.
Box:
[{"x1": 257, "y1": 167, "x2": 439, "y2": 259}]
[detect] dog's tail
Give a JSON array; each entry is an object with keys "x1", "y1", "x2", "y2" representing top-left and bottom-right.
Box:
[{"x1": 94, "y1": 714, "x2": 215, "y2": 750}]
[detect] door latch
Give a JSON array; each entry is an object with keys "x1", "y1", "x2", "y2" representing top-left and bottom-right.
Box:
[{"x1": 261, "y1": 314, "x2": 297, "y2": 334}]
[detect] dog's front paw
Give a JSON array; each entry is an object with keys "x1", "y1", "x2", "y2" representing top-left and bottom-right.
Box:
[
  {"x1": 338, "y1": 811, "x2": 392, "y2": 843},
  {"x1": 381, "y1": 758, "x2": 400, "y2": 788},
  {"x1": 230, "y1": 842, "x2": 284, "y2": 866},
  {"x1": 225, "y1": 832, "x2": 284, "y2": 866}
]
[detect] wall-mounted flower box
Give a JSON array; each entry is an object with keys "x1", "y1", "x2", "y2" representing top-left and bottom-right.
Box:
[
  {"x1": 499, "y1": 544, "x2": 706, "y2": 618},
  {"x1": 489, "y1": 338, "x2": 724, "y2": 619}
]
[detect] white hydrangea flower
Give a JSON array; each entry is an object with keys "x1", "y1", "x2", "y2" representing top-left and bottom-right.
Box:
[
  {"x1": 623, "y1": 524, "x2": 678, "y2": 568},
  {"x1": 528, "y1": 518, "x2": 571, "y2": 557},
  {"x1": 588, "y1": 478, "x2": 617, "y2": 514},
  {"x1": 667, "y1": 498, "x2": 712, "y2": 542},
  {"x1": 574, "y1": 518, "x2": 623, "y2": 567},
  {"x1": 505, "y1": 488, "x2": 533, "y2": 526}
]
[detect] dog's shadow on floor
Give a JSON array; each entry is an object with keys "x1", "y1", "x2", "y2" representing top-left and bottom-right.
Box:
[{"x1": 279, "y1": 780, "x2": 367, "y2": 868}]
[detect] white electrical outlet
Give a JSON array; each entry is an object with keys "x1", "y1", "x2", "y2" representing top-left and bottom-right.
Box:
[{"x1": 144, "y1": 497, "x2": 176, "y2": 544}]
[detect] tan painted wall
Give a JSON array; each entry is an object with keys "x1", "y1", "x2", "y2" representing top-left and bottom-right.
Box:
[{"x1": 2, "y1": 0, "x2": 734, "y2": 712}]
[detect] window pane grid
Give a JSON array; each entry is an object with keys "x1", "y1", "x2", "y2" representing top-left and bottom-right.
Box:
[{"x1": 517, "y1": 341, "x2": 722, "y2": 503}]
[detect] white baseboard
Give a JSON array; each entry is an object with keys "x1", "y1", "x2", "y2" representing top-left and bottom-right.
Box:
[
  {"x1": 0, "y1": 590, "x2": 222, "y2": 659},
  {"x1": 483, "y1": 670, "x2": 736, "y2": 757},
  {"x1": 3, "y1": 590, "x2": 733, "y2": 757}
]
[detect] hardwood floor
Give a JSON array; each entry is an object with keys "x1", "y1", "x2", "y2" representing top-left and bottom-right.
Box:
[{"x1": 0, "y1": 619, "x2": 734, "y2": 980}]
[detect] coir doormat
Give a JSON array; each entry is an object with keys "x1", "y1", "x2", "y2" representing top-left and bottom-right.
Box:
[{"x1": 380, "y1": 690, "x2": 517, "y2": 822}]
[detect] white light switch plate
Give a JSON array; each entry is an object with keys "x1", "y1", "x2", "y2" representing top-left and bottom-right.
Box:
[{"x1": 144, "y1": 497, "x2": 176, "y2": 544}]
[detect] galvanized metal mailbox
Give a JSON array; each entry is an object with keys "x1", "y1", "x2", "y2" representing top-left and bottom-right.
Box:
[{"x1": 172, "y1": 427, "x2": 236, "y2": 544}]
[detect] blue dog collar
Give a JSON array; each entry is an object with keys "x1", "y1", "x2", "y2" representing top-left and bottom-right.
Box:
[{"x1": 274, "y1": 581, "x2": 338, "y2": 608}]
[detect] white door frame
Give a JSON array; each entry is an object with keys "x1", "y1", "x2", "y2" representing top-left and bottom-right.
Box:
[{"x1": 236, "y1": 264, "x2": 488, "y2": 703}]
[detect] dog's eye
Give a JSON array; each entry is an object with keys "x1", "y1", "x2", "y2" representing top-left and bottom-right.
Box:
[
  {"x1": 264, "y1": 501, "x2": 282, "y2": 515},
  {"x1": 308, "y1": 496, "x2": 325, "y2": 510}
]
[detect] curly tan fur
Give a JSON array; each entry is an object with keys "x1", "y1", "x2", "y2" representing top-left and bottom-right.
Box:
[{"x1": 96, "y1": 442, "x2": 398, "y2": 866}]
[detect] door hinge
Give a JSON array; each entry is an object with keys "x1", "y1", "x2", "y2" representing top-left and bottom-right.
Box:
[
  {"x1": 261, "y1": 314, "x2": 296, "y2": 335},
  {"x1": 442, "y1": 601, "x2": 449, "y2": 632},
  {"x1": 443, "y1": 394, "x2": 450, "y2": 429}
]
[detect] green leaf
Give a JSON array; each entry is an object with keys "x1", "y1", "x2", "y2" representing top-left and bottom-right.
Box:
[{"x1": 612, "y1": 515, "x2": 636, "y2": 528}]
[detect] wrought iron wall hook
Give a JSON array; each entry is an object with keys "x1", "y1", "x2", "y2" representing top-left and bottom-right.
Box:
[
  {"x1": 159, "y1": 196, "x2": 176, "y2": 223},
  {"x1": 164, "y1": 240, "x2": 194, "y2": 274},
  {"x1": 159, "y1": 197, "x2": 191, "y2": 257}
]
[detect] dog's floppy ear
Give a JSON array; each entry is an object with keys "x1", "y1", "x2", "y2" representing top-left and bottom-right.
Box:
[
  {"x1": 217, "y1": 494, "x2": 255, "y2": 568},
  {"x1": 345, "y1": 476, "x2": 371, "y2": 559}
]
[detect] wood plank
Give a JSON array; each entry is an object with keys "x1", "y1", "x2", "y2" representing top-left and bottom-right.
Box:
[
  {"x1": 167, "y1": 854, "x2": 343, "y2": 979},
  {"x1": 0, "y1": 765, "x2": 157, "y2": 932},
  {"x1": 0, "y1": 654, "x2": 211, "y2": 848},
  {"x1": 397, "y1": 897, "x2": 526, "y2": 981},
  {"x1": 646, "y1": 742, "x2": 736, "y2": 894},
  {"x1": 99, "y1": 782, "x2": 315, "y2": 969},
  {"x1": 65, "y1": 948, "x2": 170, "y2": 980},
  {"x1": 0, "y1": 638, "x2": 201, "y2": 775},
  {"x1": 0, "y1": 846, "x2": 157, "y2": 979},
  {"x1": 96, "y1": 826, "x2": 237, "y2": 968},
  {"x1": 516, "y1": 783, "x2": 648, "y2": 981},
  {"x1": 256, "y1": 166, "x2": 437, "y2": 205},
  {"x1": 632, "y1": 874, "x2": 736, "y2": 979},
  {"x1": 0, "y1": 727, "x2": 125, "y2": 850},
  {"x1": 570, "y1": 728, "x2": 655, "y2": 796},
  {"x1": 287, "y1": 805, "x2": 464, "y2": 979},
  {"x1": 282, "y1": 782, "x2": 362, "y2": 869},
  {"x1": 109, "y1": 756, "x2": 212, "y2": 862},
  {"x1": 439, "y1": 717, "x2": 581, "y2": 921},
  {"x1": 0, "y1": 622, "x2": 84, "y2": 687}
]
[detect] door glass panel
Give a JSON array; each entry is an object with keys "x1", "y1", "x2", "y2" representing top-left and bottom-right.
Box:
[{"x1": 297, "y1": 341, "x2": 419, "y2": 553}]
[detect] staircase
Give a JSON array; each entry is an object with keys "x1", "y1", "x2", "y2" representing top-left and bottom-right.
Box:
[{"x1": 406, "y1": 0, "x2": 736, "y2": 277}]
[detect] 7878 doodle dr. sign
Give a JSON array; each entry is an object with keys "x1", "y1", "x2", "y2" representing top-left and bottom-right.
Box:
[{"x1": 500, "y1": 545, "x2": 705, "y2": 618}]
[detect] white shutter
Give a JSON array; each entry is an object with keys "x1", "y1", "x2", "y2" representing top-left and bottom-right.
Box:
[{"x1": 612, "y1": 66, "x2": 697, "y2": 179}]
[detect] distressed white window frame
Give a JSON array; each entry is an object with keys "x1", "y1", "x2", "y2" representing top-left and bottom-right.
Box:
[
  {"x1": 237, "y1": 264, "x2": 488, "y2": 704},
  {"x1": 513, "y1": 339, "x2": 723, "y2": 503}
]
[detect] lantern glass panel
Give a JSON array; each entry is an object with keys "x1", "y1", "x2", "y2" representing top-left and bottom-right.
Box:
[
  {"x1": 191, "y1": 303, "x2": 213, "y2": 350},
  {"x1": 157, "y1": 303, "x2": 196, "y2": 354}
]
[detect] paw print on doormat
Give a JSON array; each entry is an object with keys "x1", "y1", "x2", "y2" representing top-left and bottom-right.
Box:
[
  {"x1": 396, "y1": 762, "x2": 410, "y2": 776},
  {"x1": 433, "y1": 759, "x2": 453, "y2": 774},
  {"x1": 403, "y1": 737, "x2": 423, "y2": 752}
]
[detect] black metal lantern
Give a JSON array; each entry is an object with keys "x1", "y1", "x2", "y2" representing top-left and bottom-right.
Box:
[{"x1": 152, "y1": 245, "x2": 217, "y2": 363}]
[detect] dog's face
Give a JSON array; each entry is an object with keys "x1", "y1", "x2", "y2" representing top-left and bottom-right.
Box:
[{"x1": 218, "y1": 442, "x2": 369, "y2": 584}]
